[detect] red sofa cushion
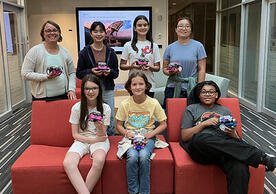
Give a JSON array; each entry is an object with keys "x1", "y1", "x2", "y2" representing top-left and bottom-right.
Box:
[
  {"x1": 76, "y1": 88, "x2": 81, "y2": 99},
  {"x1": 102, "y1": 136, "x2": 174, "y2": 194},
  {"x1": 76, "y1": 78, "x2": 82, "y2": 88},
  {"x1": 169, "y1": 142, "x2": 266, "y2": 194},
  {"x1": 166, "y1": 98, "x2": 243, "y2": 142},
  {"x1": 11, "y1": 145, "x2": 101, "y2": 194},
  {"x1": 76, "y1": 79, "x2": 82, "y2": 99},
  {"x1": 31, "y1": 100, "x2": 79, "y2": 147}
]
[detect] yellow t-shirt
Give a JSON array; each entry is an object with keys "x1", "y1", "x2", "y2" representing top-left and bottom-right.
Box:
[{"x1": 115, "y1": 96, "x2": 167, "y2": 130}]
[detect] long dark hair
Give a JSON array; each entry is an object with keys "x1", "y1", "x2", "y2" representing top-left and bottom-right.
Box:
[
  {"x1": 89, "y1": 21, "x2": 108, "y2": 45},
  {"x1": 188, "y1": 81, "x2": 221, "y2": 105},
  {"x1": 131, "y1": 15, "x2": 153, "y2": 53},
  {"x1": 40, "y1": 20, "x2": 63, "y2": 42},
  {"x1": 125, "y1": 71, "x2": 152, "y2": 96},
  {"x1": 80, "y1": 74, "x2": 104, "y2": 130}
]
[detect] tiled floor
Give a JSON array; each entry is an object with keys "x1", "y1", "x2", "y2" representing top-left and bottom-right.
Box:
[{"x1": 0, "y1": 101, "x2": 275, "y2": 194}]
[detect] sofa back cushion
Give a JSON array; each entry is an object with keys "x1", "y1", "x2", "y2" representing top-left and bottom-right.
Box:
[
  {"x1": 76, "y1": 78, "x2": 82, "y2": 88},
  {"x1": 31, "y1": 99, "x2": 79, "y2": 146},
  {"x1": 153, "y1": 69, "x2": 168, "y2": 88},
  {"x1": 205, "y1": 73, "x2": 230, "y2": 98},
  {"x1": 167, "y1": 98, "x2": 242, "y2": 142}
]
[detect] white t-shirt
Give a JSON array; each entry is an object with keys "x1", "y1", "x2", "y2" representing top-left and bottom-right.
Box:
[
  {"x1": 69, "y1": 102, "x2": 111, "y2": 137},
  {"x1": 121, "y1": 40, "x2": 161, "y2": 92}
]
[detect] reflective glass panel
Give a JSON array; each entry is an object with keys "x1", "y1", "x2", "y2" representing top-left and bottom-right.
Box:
[
  {"x1": 4, "y1": 11, "x2": 25, "y2": 106},
  {"x1": 241, "y1": 2, "x2": 261, "y2": 103},
  {"x1": 0, "y1": 31, "x2": 8, "y2": 115},
  {"x1": 219, "y1": 7, "x2": 241, "y2": 94},
  {"x1": 221, "y1": 0, "x2": 241, "y2": 9},
  {"x1": 265, "y1": 3, "x2": 276, "y2": 112}
]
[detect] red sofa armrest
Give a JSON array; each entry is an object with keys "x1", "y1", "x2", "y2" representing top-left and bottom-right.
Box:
[{"x1": 167, "y1": 98, "x2": 242, "y2": 142}]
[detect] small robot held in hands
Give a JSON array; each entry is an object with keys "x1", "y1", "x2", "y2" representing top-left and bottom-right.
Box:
[
  {"x1": 46, "y1": 66, "x2": 63, "y2": 76},
  {"x1": 88, "y1": 111, "x2": 105, "y2": 122},
  {"x1": 166, "y1": 62, "x2": 182, "y2": 72},
  {"x1": 136, "y1": 58, "x2": 149, "y2": 66},
  {"x1": 218, "y1": 115, "x2": 237, "y2": 131},
  {"x1": 97, "y1": 62, "x2": 108, "y2": 70},
  {"x1": 136, "y1": 48, "x2": 149, "y2": 66},
  {"x1": 130, "y1": 133, "x2": 148, "y2": 151}
]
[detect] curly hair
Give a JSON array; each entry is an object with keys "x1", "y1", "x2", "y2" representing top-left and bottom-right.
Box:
[{"x1": 188, "y1": 80, "x2": 221, "y2": 105}]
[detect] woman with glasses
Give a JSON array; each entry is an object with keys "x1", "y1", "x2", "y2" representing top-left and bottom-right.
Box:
[
  {"x1": 180, "y1": 81, "x2": 276, "y2": 194},
  {"x1": 162, "y1": 16, "x2": 207, "y2": 109},
  {"x1": 21, "y1": 20, "x2": 76, "y2": 101},
  {"x1": 76, "y1": 21, "x2": 119, "y2": 136}
]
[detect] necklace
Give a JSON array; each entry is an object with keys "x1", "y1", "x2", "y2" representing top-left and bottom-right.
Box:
[{"x1": 91, "y1": 44, "x2": 104, "y2": 51}]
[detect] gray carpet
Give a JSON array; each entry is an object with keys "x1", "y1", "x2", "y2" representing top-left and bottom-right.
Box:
[{"x1": 0, "y1": 102, "x2": 275, "y2": 194}]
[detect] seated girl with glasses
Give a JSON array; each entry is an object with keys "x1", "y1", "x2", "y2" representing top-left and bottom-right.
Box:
[
  {"x1": 63, "y1": 74, "x2": 111, "y2": 194},
  {"x1": 180, "y1": 80, "x2": 276, "y2": 194}
]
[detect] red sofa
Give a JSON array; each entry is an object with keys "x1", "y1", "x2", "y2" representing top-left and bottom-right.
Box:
[
  {"x1": 11, "y1": 99, "x2": 101, "y2": 194},
  {"x1": 76, "y1": 78, "x2": 82, "y2": 99},
  {"x1": 11, "y1": 100, "x2": 174, "y2": 194},
  {"x1": 166, "y1": 98, "x2": 266, "y2": 194}
]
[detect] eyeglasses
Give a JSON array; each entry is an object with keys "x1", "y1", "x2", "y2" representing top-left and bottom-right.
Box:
[
  {"x1": 84, "y1": 87, "x2": 99, "y2": 92},
  {"x1": 177, "y1": 25, "x2": 191, "y2": 30},
  {"x1": 200, "y1": 90, "x2": 217, "y2": 96},
  {"x1": 44, "y1": 29, "x2": 58, "y2": 34}
]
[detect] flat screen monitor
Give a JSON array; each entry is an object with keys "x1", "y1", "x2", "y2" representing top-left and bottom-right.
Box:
[{"x1": 76, "y1": 7, "x2": 152, "y2": 53}]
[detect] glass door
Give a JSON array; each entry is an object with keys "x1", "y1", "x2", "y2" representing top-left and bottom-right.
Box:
[
  {"x1": 264, "y1": 2, "x2": 276, "y2": 113},
  {"x1": 241, "y1": 2, "x2": 261, "y2": 104},
  {"x1": 0, "y1": 30, "x2": 8, "y2": 115},
  {"x1": 3, "y1": 4, "x2": 25, "y2": 108}
]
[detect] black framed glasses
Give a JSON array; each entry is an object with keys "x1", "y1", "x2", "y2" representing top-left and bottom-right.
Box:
[
  {"x1": 44, "y1": 29, "x2": 58, "y2": 34},
  {"x1": 84, "y1": 87, "x2": 99, "y2": 92},
  {"x1": 200, "y1": 90, "x2": 217, "y2": 96}
]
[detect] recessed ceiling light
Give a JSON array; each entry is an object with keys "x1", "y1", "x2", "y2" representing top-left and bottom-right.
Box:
[{"x1": 172, "y1": 2, "x2": 177, "y2": 6}]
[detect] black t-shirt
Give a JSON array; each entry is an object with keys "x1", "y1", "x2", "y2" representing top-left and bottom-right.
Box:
[{"x1": 180, "y1": 103, "x2": 232, "y2": 152}]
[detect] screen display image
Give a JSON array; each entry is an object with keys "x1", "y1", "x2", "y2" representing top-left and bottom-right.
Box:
[{"x1": 76, "y1": 7, "x2": 152, "y2": 53}]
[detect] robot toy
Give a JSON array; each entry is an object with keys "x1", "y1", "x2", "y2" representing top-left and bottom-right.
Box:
[
  {"x1": 136, "y1": 58, "x2": 149, "y2": 66},
  {"x1": 46, "y1": 66, "x2": 63, "y2": 75},
  {"x1": 136, "y1": 48, "x2": 149, "y2": 66},
  {"x1": 97, "y1": 62, "x2": 108, "y2": 70},
  {"x1": 131, "y1": 133, "x2": 148, "y2": 151},
  {"x1": 166, "y1": 62, "x2": 181, "y2": 72},
  {"x1": 218, "y1": 115, "x2": 237, "y2": 130},
  {"x1": 88, "y1": 111, "x2": 104, "y2": 122}
]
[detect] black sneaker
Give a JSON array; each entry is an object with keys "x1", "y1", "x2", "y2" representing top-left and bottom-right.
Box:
[{"x1": 263, "y1": 154, "x2": 276, "y2": 173}]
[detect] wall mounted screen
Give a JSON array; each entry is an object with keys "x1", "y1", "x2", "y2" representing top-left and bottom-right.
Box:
[{"x1": 76, "y1": 7, "x2": 152, "y2": 53}]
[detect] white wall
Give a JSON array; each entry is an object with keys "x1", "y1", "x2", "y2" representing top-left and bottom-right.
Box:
[{"x1": 26, "y1": 0, "x2": 168, "y2": 84}]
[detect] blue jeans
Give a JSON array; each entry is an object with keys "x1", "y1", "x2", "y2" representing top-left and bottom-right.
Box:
[
  {"x1": 102, "y1": 89, "x2": 115, "y2": 136},
  {"x1": 126, "y1": 138, "x2": 155, "y2": 194}
]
